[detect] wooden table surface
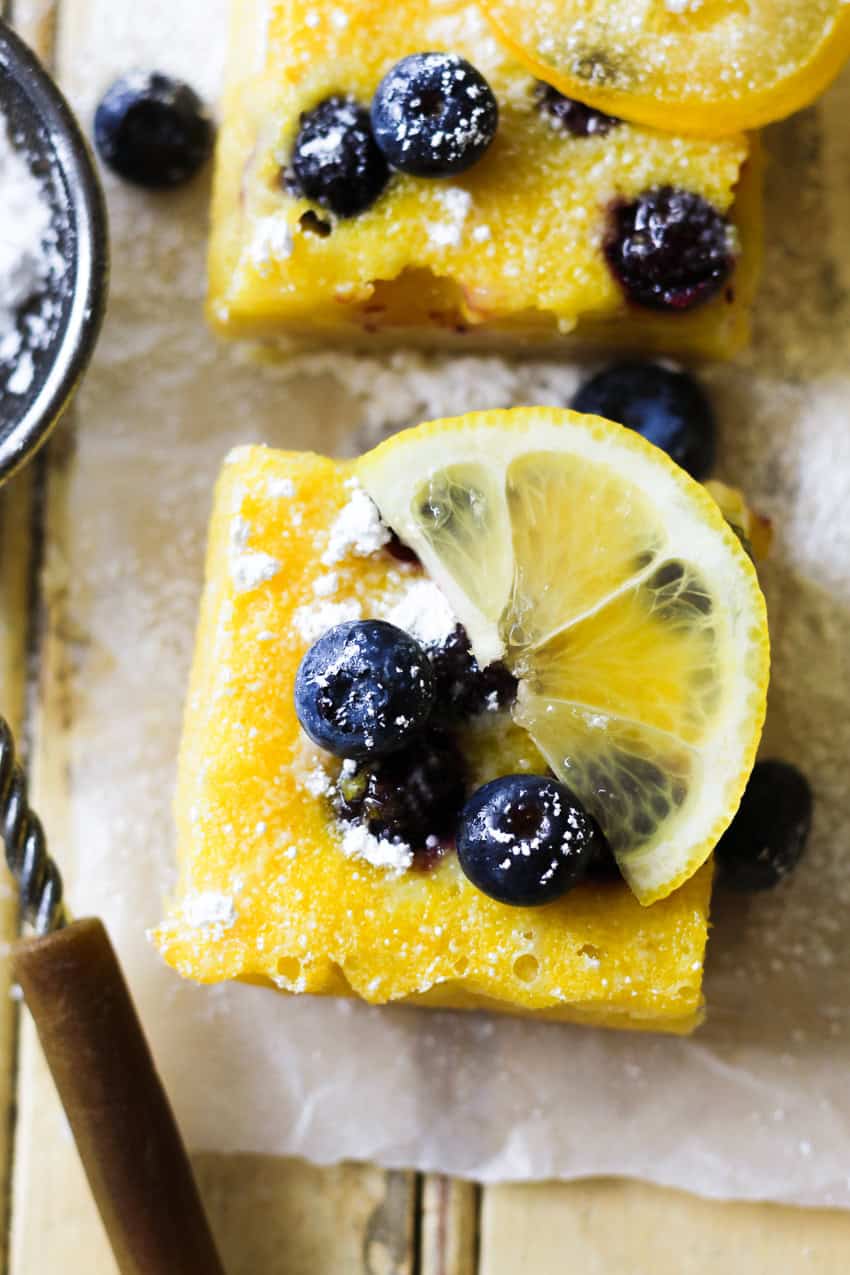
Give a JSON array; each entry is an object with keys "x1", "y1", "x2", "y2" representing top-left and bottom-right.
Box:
[{"x1": 3, "y1": 2, "x2": 850, "y2": 1272}]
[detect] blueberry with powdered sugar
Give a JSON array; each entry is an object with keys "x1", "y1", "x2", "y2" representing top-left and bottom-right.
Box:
[
  {"x1": 371, "y1": 52, "x2": 498, "y2": 177},
  {"x1": 457, "y1": 775, "x2": 598, "y2": 905},
  {"x1": 604, "y1": 186, "x2": 735, "y2": 312},
  {"x1": 429, "y1": 625, "x2": 516, "y2": 722},
  {"x1": 336, "y1": 728, "x2": 467, "y2": 853},
  {"x1": 289, "y1": 95, "x2": 389, "y2": 218},
  {"x1": 295, "y1": 620, "x2": 435, "y2": 759}
]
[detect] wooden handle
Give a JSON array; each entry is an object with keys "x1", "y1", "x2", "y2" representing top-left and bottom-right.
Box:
[{"x1": 13, "y1": 917, "x2": 226, "y2": 1275}]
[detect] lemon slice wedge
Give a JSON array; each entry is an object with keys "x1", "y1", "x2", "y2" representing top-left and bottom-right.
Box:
[
  {"x1": 356, "y1": 408, "x2": 769, "y2": 904},
  {"x1": 481, "y1": 0, "x2": 850, "y2": 137}
]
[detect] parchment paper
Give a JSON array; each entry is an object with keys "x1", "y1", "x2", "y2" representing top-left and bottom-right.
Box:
[{"x1": 52, "y1": 0, "x2": 850, "y2": 1206}]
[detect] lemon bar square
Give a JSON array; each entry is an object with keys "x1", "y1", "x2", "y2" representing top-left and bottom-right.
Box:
[
  {"x1": 207, "y1": 0, "x2": 761, "y2": 358},
  {"x1": 153, "y1": 445, "x2": 713, "y2": 1034}
]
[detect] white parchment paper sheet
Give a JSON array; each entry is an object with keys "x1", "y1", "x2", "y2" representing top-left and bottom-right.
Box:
[{"x1": 52, "y1": 0, "x2": 850, "y2": 1205}]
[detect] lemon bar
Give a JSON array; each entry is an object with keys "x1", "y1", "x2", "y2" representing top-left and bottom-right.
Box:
[
  {"x1": 208, "y1": 0, "x2": 761, "y2": 359},
  {"x1": 153, "y1": 443, "x2": 718, "y2": 1034}
]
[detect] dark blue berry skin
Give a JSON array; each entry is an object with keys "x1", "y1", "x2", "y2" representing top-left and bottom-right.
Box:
[
  {"x1": 715, "y1": 761, "x2": 813, "y2": 892},
  {"x1": 584, "y1": 819, "x2": 622, "y2": 881},
  {"x1": 457, "y1": 775, "x2": 597, "y2": 906},
  {"x1": 604, "y1": 186, "x2": 734, "y2": 311},
  {"x1": 94, "y1": 72, "x2": 213, "y2": 189},
  {"x1": 295, "y1": 620, "x2": 434, "y2": 760},
  {"x1": 535, "y1": 83, "x2": 620, "y2": 137},
  {"x1": 571, "y1": 361, "x2": 717, "y2": 480},
  {"x1": 429, "y1": 625, "x2": 517, "y2": 722},
  {"x1": 290, "y1": 96, "x2": 389, "y2": 218},
  {"x1": 336, "y1": 728, "x2": 467, "y2": 852},
  {"x1": 371, "y1": 53, "x2": 499, "y2": 178}
]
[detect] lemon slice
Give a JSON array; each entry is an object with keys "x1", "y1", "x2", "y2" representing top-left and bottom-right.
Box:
[
  {"x1": 356, "y1": 409, "x2": 769, "y2": 905},
  {"x1": 481, "y1": 0, "x2": 850, "y2": 136}
]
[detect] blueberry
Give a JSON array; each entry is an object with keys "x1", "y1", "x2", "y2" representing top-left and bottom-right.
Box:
[
  {"x1": 386, "y1": 530, "x2": 420, "y2": 565},
  {"x1": 584, "y1": 821, "x2": 622, "y2": 881},
  {"x1": 604, "y1": 186, "x2": 734, "y2": 311},
  {"x1": 290, "y1": 96, "x2": 389, "y2": 218},
  {"x1": 429, "y1": 625, "x2": 517, "y2": 721},
  {"x1": 295, "y1": 620, "x2": 434, "y2": 760},
  {"x1": 715, "y1": 761, "x2": 813, "y2": 892},
  {"x1": 571, "y1": 361, "x2": 716, "y2": 480},
  {"x1": 535, "y1": 83, "x2": 620, "y2": 138},
  {"x1": 457, "y1": 775, "x2": 597, "y2": 906},
  {"x1": 371, "y1": 53, "x2": 498, "y2": 177},
  {"x1": 94, "y1": 72, "x2": 213, "y2": 189},
  {"x1": 336, "y1": 728, "x2": 467, "y2": 851}
]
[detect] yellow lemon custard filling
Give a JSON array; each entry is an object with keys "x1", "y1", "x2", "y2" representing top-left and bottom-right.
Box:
[
  {"x1": 154, "y1": 410, "x2": 770, "y2": 1035},
  {"x1": 208, "y1": 0, "x2": 761, "y2": 358}
]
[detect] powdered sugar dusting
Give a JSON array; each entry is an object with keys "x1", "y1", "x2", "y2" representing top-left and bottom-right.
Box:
[
  {"x1": 267, "y1": 475, "x2": 296, "y2": 498},
  {"x1": 229, "y1": 514, "x2": 281, "y2": 592},
  {"x1": 340, "y1": 822, "x2": 413, "y2": 874},
  {"x1": 427, "y1": 186, "x2": 473, "y2": 249},
  {"x1": 299, "y1": 763, "x2": 335, "y2": 798},
  {"x1": 292, "y1": 597, "x2": 362, "y2": 643},
  {"x1": 322, "y1": 481, "x2": 390, "y2": 564},
  {"x1": 248, "y1": 213, "x2": 294, "y2": 275},
  {"x1": 386, "y1": 578, "x2": 457, "y2": 647},
  {"x1": 182, "y1": 890, "x2": 237, "y2": 932}
]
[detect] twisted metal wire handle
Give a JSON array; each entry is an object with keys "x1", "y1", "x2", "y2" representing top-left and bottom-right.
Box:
[{"x1": 0, "y1": 715, "x2": 67, "y2": 935}]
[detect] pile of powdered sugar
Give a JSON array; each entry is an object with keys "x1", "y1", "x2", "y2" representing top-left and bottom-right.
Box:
[{"x1": 0, "y1": 113, "x2": 59, "y2": 399}]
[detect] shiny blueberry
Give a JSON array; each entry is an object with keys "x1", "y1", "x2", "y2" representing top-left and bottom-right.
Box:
[
  {"x1": 371, "y1": 52, "x2": 499, "y2": 177},
  {"x1": 604, "y1": 186, "x2": 734, "y2": 311},
  {"x1": 289, "y1": 96, "x2": 389, "y2": 218},
  {"x1": 295, "y1": 620, "x2": 434, "y2": 760},
  {"x1": 336, "y1": 728, "x2": 467, "y2": 852},
  {"x1": 715, "y1": 761, "x2": 813, "y2": 892},
  {"x1": 535, "y1": 83, "x2": 620, "y2": 137},
  {"x1": 94, "y1": 72, "x2": 213, "y2": 188},
  {"x1": 429, "y1": 625, "x2": 517, "y2": 721},
  {"x1": 457, "y1": 775, "x2": 597, "y2": 906},
  {"x1": 571, "y1": 361, "x2": 716, "y2": 480}
]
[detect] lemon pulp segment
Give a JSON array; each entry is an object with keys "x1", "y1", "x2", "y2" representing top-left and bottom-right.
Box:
[{"x1": 357, "y1": 408, "x2": 770, "y2": 903}]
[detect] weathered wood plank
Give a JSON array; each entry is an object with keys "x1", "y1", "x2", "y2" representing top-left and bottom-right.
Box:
[
  {"x1": 480, "y1": 1179, "x2": 850, "y2": 1275},
  {"x1": 191, "y1": 1158, "x2": 417, "y2": 1275},
  {"x1": 9, "y1": 0, "x2": 57, "y2": 49},
  {"x1": 420, "y1": 1177, "x2": 478, "y2": 1275}
]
